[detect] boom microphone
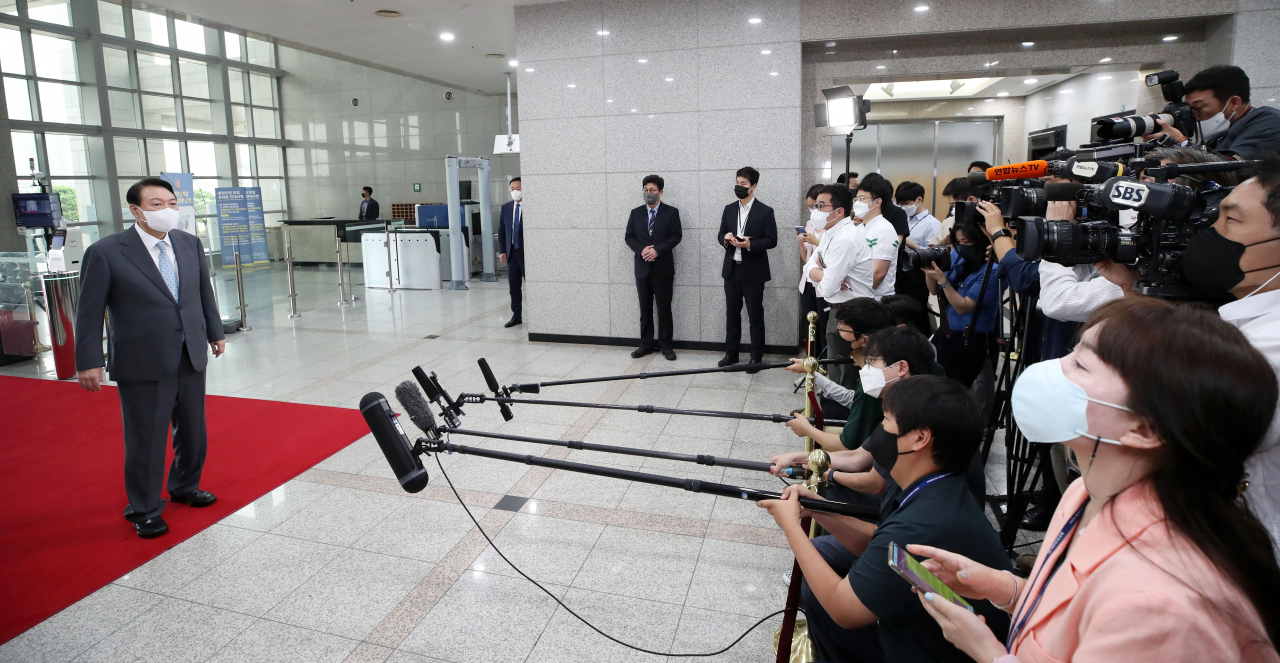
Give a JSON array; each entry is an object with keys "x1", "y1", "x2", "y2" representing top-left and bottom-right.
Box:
[
  {"x1": 477, "y1": 358, "x2": 514, "y2": 421},
  {"x1": 1059, "y1": 157, "x2": 1125, "y2": 184},
  {"x1": 394, "y1": 381, "x2": 440, "y2": 437},
  {"x1": 986, "y1": 161, "x2": 1049, "y2": 180},
  {"x1": 360, "y1": 392, "x2": 430, "y2": 493},
  {"x1": 966, "y1": 170, "x2": 989, "y2": 186}
]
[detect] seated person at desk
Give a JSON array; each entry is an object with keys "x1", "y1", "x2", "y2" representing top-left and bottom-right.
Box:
[{"x1": 759, "y1": 375, "x2": 1012, "y2": 663}]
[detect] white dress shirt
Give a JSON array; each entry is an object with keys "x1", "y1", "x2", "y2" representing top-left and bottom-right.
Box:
[
  {"x1": 1220, "y1": 288, "x2": 1280, "y2": 552},
  {"x1": 805, "y1": 217, "x2": 874, "y2": 304},
  {"x1": 1037, "y1": 260, "x2": 1122, "y2": 322},
  {"x1": 862, "y1": 214, "x2": 899, "y2": 300},
  {"x1": 134, "y1": 223, "x2": 179, "y2": 289},
  {"x1": 734, "y1": 197, "x2": 754, "y2": 262},
  {"x1": 907, "y1": 210, "x2": 942, "y2": 248}
]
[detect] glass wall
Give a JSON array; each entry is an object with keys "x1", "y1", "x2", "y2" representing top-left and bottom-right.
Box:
[{"x1": 2, "y1": 0, "x2": 288, "y2": 244}]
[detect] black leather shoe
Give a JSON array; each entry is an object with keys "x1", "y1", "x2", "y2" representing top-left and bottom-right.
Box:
[
  {"x1": 134, "y1": 516, "x2": 168, "y2": 539},
  {"x1": 746, "y1": 358, "x2": 764, "y2": 374},
  {"x1": 504, "y1": 318, "x2": 522, "y2": 328},
  {"x1": 170, "y1": 489, "x2": 217, "y2": 507},
  {"x1": 662, "y1": 348, "x2": 677, "y2": 361},
  {"x1": 631, "y1": 347, "x2": 654, "y2": 359},
  {"x1": 1019, "y1": 504, "x2": 1054, "y2": 531},
  {"x1": 717, "y1": 356, "x2": 739, "y2": 368}
]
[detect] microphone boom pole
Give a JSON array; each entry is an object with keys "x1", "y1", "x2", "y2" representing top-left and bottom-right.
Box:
[
  {"x1": 501, "y1": 358, "x2": 854, "y2": 394},
  {"x1": 458, "y1": 392, "x2": 843, "y2": 427}
]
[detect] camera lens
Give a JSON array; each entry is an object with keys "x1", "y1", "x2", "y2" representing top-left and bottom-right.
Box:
[
  {"x1": 1018, "y1": 217, "x2": 1135, "y2": 266},
  {"x1": 902, "y1": 245, "x2": 952, "y2": 273}
]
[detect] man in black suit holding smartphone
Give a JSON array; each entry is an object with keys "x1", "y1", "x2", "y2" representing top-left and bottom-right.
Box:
[
  {"x1": 625, "y1": 174, "x2": 682, "y2": 360},
  {"x1": 718, "y1": 166, "x2": 778, "y2": 367}
]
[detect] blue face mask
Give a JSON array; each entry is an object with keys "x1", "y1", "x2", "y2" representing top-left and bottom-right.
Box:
[{"x1": 1011, "y1": 358, "x2": 1131, "y2": 445}]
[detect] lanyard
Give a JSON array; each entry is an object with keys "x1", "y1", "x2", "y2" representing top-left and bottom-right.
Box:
[
  {"x1": 898, "y1": 472, "x2": 954, "y2": 509},
  {"x1": 1006, "y1": 501, "x2": 1089, "y2": 649}
]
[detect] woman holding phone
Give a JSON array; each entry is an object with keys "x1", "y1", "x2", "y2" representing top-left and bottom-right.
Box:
[{"x1": 909, "y1": 298, "x2": 1280, "y2": 662}]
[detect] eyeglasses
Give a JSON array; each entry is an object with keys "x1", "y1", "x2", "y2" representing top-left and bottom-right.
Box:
[
  {"x1": 836, "y1": 326, "x2": 857, "y2": 336},
  {"x1": 855, "y1": 196, "x2": 874, "y2": 203},
  {"x1": 811, "y1": 202, "x2": 833, "y2": 211}
]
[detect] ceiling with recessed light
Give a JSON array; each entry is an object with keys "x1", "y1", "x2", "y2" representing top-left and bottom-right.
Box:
[{"x1": 143, "y1": 0, "x2": 562, "y2": 94}]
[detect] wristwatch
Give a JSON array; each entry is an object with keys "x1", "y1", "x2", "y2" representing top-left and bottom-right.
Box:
[
  {"x1": 826, "y1": 468, "x2": 838, "y2": 484},
  {"x1": 991, "y1": 228, "x2": 1012, "y2": 241}
]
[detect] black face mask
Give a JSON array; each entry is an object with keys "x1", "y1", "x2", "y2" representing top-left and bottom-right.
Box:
[
  {"x1": 956, "y1": 244, "x2": 982, "y2": 265},
  {"x1": 734, "y1": 185, "x2": 750, "y2": 200},
  {"x1": 864, "y1": 425, "x2": 918, "y2": 473},
  {"x1": 832, "y1": 329, "x2": 854, "y2": 359},
  {"x1": 1183, "y1": 227, "x2": 1280, "y2": 294}
]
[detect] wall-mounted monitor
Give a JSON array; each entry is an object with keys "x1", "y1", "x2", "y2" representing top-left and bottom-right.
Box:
[{"x1": 12, "y1": 193, "x2": 62, "y2": 228}]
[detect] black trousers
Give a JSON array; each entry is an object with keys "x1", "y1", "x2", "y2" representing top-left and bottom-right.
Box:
[
  {"x1": 799, "y1": 282, "x2": 828, "y2": 356},
  {"x1": 506, "y1": 247, "x2": 524, "y2": 320},
  {"x1": 117, "y1": 348, "x2": 208, "y2": 522},
  {"x1": 933, "y1": 329, "x2": 993, "y2": 389},
  {"x1": 895, "y1": 268, "x2": 933, "y2": 335},
  {"x1": 723, "y1": 264, "x2": 766, "y2": 361},
  {"x1": 637, "y1": 271, "x2": 674, "y2": 351},
  {"x1": 801, "y1": 535, "x2": 886, "y2": 663}
]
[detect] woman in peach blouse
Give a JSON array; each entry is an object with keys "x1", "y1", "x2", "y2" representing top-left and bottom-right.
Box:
[{"x1": 912, "y1": 298, "x2": 1280, "y2": 662}]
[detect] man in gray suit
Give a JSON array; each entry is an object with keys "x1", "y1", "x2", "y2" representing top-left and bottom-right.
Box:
[{"x1": 74, "y1": 177, "x2": 226, "y2": 539}]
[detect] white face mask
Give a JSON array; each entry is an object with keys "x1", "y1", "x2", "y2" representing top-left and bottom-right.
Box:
[
  {"x1": 858, "y1": 362, "x2": 901, "y2": 398},
  {"x1": 1198, "y1": 112, "x2": 1230, "y2": 143},
  {"x1": 510, "y1": 189, "x2": 522, "y2": 201},
  {"x1": 1011, "y1": 358, "x2": 1131, "y2": 445},
  {"x1": 138, "y1": 206, "x2": 179, "y2": 233},
  {"x1": 809, "y1": 207, "x2": 830, "y2": 225},
  {"x1": 902, "y1": 203, "x2": 918, "y2": 218},
  {"x1": 851, "y1": 201, "x2": 870, "y2": 219}
]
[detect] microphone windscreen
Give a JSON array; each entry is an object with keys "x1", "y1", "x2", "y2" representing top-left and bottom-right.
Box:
[
  {"x1": 987, "y1": 161, "x2": 1049, "y2": 180},
  {"x1": 478, "y1": 358, "x2": 501, "y2": 394},
  {"x1": 412, "y1": 366, "x2": 441, "y2": 402},
  {"x1": 1045, "y1": 182, "x2": 1086, "y2": 201},
  {"x1": 360, "y1": 392, "x2": 429, "y2": 493},
  {"x1": 966, "y1": 171, "x2": 989, "y2": 186},
  {"x1": 394, "y1": 381, "x2": 438, "y2": 435}
]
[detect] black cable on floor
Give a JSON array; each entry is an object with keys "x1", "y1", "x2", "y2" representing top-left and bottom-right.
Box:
[{"x1": 434, "y1": 452, "x2": 806, "y2": 658}]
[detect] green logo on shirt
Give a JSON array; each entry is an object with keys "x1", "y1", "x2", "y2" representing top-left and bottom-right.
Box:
[{"x1": 867, "y1": 238, "x2": 878, "y2": 247}]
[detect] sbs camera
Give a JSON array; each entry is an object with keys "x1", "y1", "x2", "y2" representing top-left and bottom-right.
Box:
[{"x1": 1094, "y1": 70, "x2": 1197, "y2": 141}]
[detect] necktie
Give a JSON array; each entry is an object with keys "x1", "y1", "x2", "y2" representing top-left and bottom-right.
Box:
[
  {"x1": 513, "y1": 203, "x2": 521, "y2": 249},
  {"x1": 648, "y1": 208, "x2": 656, "y2": 234},
  {"x1": 157, "y1": 241, "x2": 178, "y2": 301}
]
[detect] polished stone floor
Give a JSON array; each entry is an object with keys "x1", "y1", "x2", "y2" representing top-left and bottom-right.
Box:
[{"x1": 0, "y1": 263, "x2": 1022, "y2": 663}]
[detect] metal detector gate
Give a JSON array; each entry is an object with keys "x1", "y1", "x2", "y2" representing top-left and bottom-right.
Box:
[{"x1": 444, "y1": 156, "x2": 498, "y2": 290}]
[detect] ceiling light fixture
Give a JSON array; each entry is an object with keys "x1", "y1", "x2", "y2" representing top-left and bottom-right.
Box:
[
  {"x1": 1024, "y1": 78, "x2": 1038, "y2": 84},
  {"x1": 485, "y1": 53, "x2": 504, "y2": 58},
  {"x1": 996, "y1": 91, "x2": 1009, "y2": 97},
  {"x1": 567, "y1": 84, "x2": 576, "y2": 88},
  {"x1": 1163, "y1": 35, "x2": 1177, "y2": 41},
  {"x1": 914, "y1": 5, "x2": 929, "y2": 12},
  {"x1": 748, "y1": 17, "x2": 762, "y2": 24},
  {"x1": 374, "y1": 9, "x2": 400, "y2": 17},
  {"x1": 440, "y1": 32, "x2": 455, "y2": 41},
  {"x1": 606, "y1": 99, "x2": 613, "y2": 102},
  {"x1": 664, "y1": 77, "x2": 673, "y2": 81},
  {"x1": 1097, "y1": 75, "x2": 1112, "y2": 80},
  {"x1": 509, "y1": 60, "x2": 518, "y2": 66},
  {"x1": 637, "y1": 59, "x2": 647, "y2": 63},
  {"x1": 825, "y1": 41, "x2": 836, "y2": 47},
  {"x1": 597, "y1": 30, "x2": 609, "y2": 35},
  {"x1": 524, "y1": 68, "x2": 534, "y2": 72},
  {"x1": 984, "y1": 98, "x2": 995, "y2": 102},
  {"x1": 1099, "y1": 57, "x2": 1112, "y2": 63},
  {"x1": 1021, "y1": 41, "x2": 1034, "y2": 46},
  {"x1": 967, "y1": 107, "x2": 974, "y2": 110},
  {"x1": 876, "y1": 65, "x2": 886, "y2": 69},
  {"x1": 1059, "y1": 89, "x2": 1073, "y2": 93},
  {"x1": 825, "y1": 51, "x2": 835, "y2": 55},
  {"x1": 761, "y1": 49, "x2": 771, "y2": 54},
  {"x1": 630, "y1": 108, "x2": 637, "y2": 112},
  {"x1": 769, "y1": 71, "x2": 779, "y2": 76}
]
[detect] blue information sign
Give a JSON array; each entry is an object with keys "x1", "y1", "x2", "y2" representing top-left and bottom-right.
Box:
[{"x1": 215, "y1": 187, "x2": 249, "y2": 268}]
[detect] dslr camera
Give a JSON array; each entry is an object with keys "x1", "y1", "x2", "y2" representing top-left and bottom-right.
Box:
[{"x1": 1094, "y1": 70, "x2": 1198, "y2": 142}]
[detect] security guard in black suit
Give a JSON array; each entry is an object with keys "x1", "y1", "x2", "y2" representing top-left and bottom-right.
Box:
[
  {"x1": 718, "y1": 167, "x2": 778, "y2": 367},
  {"x1": 624, "y1": 174, "x2": 682, "y2": 360}
]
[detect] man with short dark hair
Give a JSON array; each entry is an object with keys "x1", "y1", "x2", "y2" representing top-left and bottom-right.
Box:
[
  {"x1": 935, "y1": 177, "x2": 978, "y2": 246},
  {"x1": 836, "y1": 172, "x2": 860, "y2": 190},
  {"x1": 1150, "y1": 65, "x2": 1280, "y2": 159},
  {"x1": 854, "y1": 177, "x2": 900, "y2": 299},
  {"x1": 74, "y1": 177, "x2": 225, "y2": 539},
  {"x1": 718, "y1": 166, "x2": 778, "y2": 367},
  {"x1": 498, "y1": 177, "x2": 524, "y2": 327},
  {"x1": 359, "y1": 186, "x2": 379, "y2": 220},
  {"x1": 760, "y1": 374, "x2": 1011, "y2": 663},
  {"x1": 896, "y1": 181, "x2": 940, "y2": 250},
  {"x1": 625, "y1": 174, "x2": 682, "y2": 360},
  {"x1": 967, "y1": 161, "x2": 992, "y2": 174}
]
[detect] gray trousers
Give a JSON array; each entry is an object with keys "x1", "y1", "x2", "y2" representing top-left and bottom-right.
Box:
[{"x1": 117, "y1": 348, "x2": 208, "y2": 522}]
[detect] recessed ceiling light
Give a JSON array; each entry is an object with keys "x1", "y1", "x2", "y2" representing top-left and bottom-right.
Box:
[
  {"x1": 597, "y1": 30, "x2": 609, "y2": 35},
  {"x1": 748, "y1": 17, "x2": 762, "y2": 24},
  {"x1": 967, "y1": 107, "x2": 974, "y2": 110},
  {"x1": 915, "y1": 5, "x2": 929, "y2": 12},
  {"x1": 1059, "y1": 89, "x2": 1073, "y2": 93},
  {"x1": 524, "y1": 68, "x2": 534, "y2": 72},
  {"x1": 1270, "y1": 98, "x2": 1278, "y2": 102},
  {"x1": 984, "y1": 98, "x2": 996, "y2": 102},
  {"x1": 1022, "y1": 41, "x2": 1034, "y2": 46},
  {"x1": 1163, "y1": 35, "x2": 1177, "y2": 41},
  {"x1": 648, "y1": 114, "x2": 654, "y2": 118},
  {"x1": 630, "y1": 108, "x2": 637, "y2": 112},
  {"x1": 485, "y1": 53, "x2": 504, "y2": 58},
  {"x1": 769, "y1": 71, "x2": 779, "y2": 76},
  {"x1": 637, "y1": 59, "x2": 647, "y2": 63},
  {"x1": 1097, "y1": 75, "x2": 1112, "y2": 80},
  {"x1": 606, "y1": 99, "x2": 613, "y2": 102},
  {"x1": 1024, "y1": 78, "x2": 1038, "y2": 84},
  {"x1": 374, "y1": 9, "x2": 400, "y2": 17},
  {"x1": 1130, "y1": 78, "x2": 1139, "y2": 82},
  {"x1": 893, "y1": 50, "x2": 898, "y2": 54},
  {"x1": 876, "y1": 65, "x2": 886, "y2": 69},
  {"x1": 1099, "y1": 57, "x2": 1112, "y2": 63},
  {"x1": 955, "y1": 112, "x2": 963, "y2": 116},
  {"x1": 440, "y1": 32, "x2": 455, "y2": 41},
  {"x1": 664, "y1": 77, "x2": 673, "y2": 81},
  {"x1": 567, "y1": 84, "x2": 576, "y2": 88},
  {"x1": 761, "y1": 49, "x2": 771, "y2": 54},
  {"x1": 825, "y1": 41, "x2": 836, "y2": 47},
  {"x1": 996, "y1": 91, "x2": 1009, "y2": 97},
  {"x1": 508, "y1": 60, "x2": 518, "y2": 66},
  {"x1": 825, "y1": 51, "x2": 834, "y2": 55}
]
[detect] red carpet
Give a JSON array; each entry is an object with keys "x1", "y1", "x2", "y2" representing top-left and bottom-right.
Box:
[{"x1": 0, "y1": 375, "x2": 371, "y2": 645}]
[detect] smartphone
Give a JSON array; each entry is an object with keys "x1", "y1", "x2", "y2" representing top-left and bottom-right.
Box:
[
  {"x1": 795, "y1": 226, "x2": 806, "y2": 235},
  {"x1": 887, "y1": 542, "x2": 974, "y2": 612}
]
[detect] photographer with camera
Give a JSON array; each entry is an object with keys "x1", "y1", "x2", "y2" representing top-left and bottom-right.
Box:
[
  {"x1": 921, "y1": 223, "x2": 1001, "y2": 388},
  {"x1": 1144, "y1": 66, "x2": 1280, "y2": 160},
  {"x1": 935, "y1": 177, "x2": 981, "y2": 247}
]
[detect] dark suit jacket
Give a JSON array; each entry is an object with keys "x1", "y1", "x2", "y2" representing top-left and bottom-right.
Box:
[
  {"x1": 1207, "y1": 104, "x2": 1280, "y2": 160},
  {"x1": 74, "y1": 228, "x2": 224, "y2": 382},
  {"x1": 359, "y1": 197, "x2": 380, "y2": 220},
  {"x1": 717, "y1": 199, "x2": 778, "y2": 282},
  {"x1": 624, "y1": 202, "x2": 682, "y2": 278},
  {"x1": 499, "y1": 199, "x2": 524, "y2": 255}
]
